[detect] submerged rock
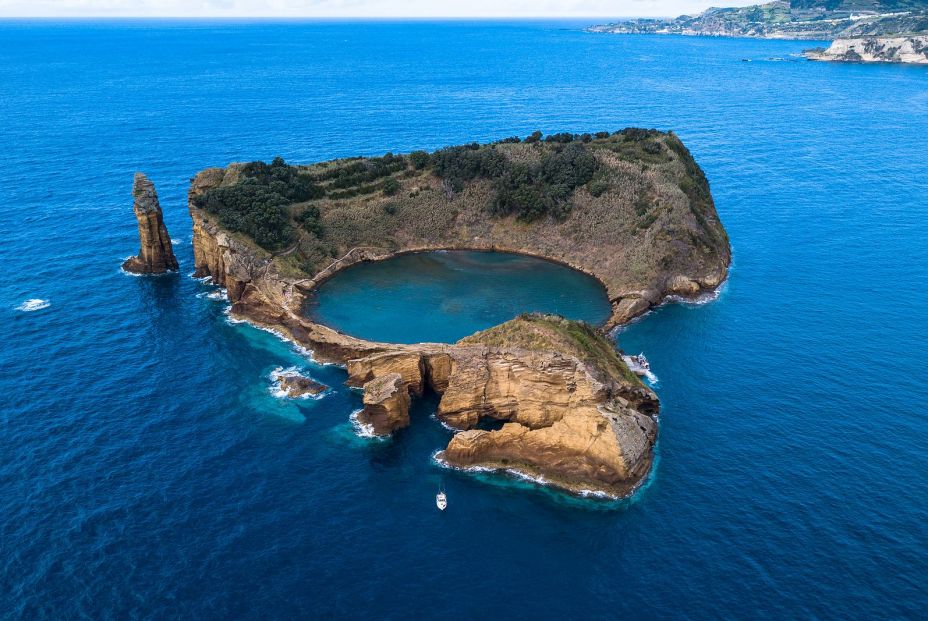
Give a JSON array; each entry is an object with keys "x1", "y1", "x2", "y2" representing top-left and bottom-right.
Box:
[{"x1": 122, "y1": 173, "x2": 178, "y2": 274}]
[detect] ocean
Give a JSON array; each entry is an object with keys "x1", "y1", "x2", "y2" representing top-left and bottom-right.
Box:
[{"x1": 1, "y1": 20, "x2": 927, "y2": 619}]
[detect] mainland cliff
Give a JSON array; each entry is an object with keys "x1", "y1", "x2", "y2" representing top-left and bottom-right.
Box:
[
  {"x1": 186, "y1": 130, "x2": 731, "y2": 497},
  {"x1": 122, "y1": 172, "x2": 178, "y2": 274},
  {"x1": 805, "y1": 34, "x2": 928, "y2": 61}
]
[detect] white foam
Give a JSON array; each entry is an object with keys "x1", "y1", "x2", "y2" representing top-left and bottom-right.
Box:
[
  {"x1": 432, "y1": 450, "x2": 625, "y2": 500},
  {"x1": 429, "y1": 413, "x2": 463, "y2": 433},
  {"x1": 16, "y1": 298, "x2": 50, "y2": 312},
  {"x1": 621, "y1": 355, "x2": 660, "y2": 386},
  {"x1": 220, "y1": 307, "x2": 339, "y2": 367},
  {"x1": 196, "y1": 289, "x2": 228, "y2": 301},
  {"x1": 349, "y1": 409, "x2": 389, "y2": 440},
  {"x1": 119, "y1": 258, "x2": 145, "y2": 278},
  {"x1": 223, "y1": 305, "x2": 246, "y2": 324}
]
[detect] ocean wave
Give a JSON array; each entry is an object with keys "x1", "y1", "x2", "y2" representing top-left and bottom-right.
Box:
[
  {"x1": 196, "y1": 289, "x2": 227, "y2": 301},
  {"x1": 16, "y1": 298, "x2": 50, "y2": 312},
  {"x1": 432, "y1": 450, "x2": 627, "y2": 501},
  {"x1": 223, "y1": 305, "x2": 246, "y2": 324},
  {"x1": 221, "y1": 307, "x2": 339, "y2": 367},
  {"x1": 621, "y1": 355, "x2": 659, "y2": 386},
  {"x1": 119, "y1": 258, "x2": 145, "y2": 278},
  {"x1": 429, "y1": 413, "x2": 462, "y2": 433}
]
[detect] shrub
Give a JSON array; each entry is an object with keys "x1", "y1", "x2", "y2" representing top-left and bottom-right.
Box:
[
  {"x1": 587, "y1": 178, "x2": 609, "y2": 197},
  {"x1": 298, "y1": 205, "x2": 323, "y2": 237},
  {"x1": 382, "y1": 177, "x2": 401, "y2": 196},
  {"x1": 192, "y1": 156, "x2": 333, "y2": 250},
  {"x1": 409, "y1": 150, "x2": 430, "y2": 169},
  {"x1": 525, "y1": 130, "x2": 543, "y2": 143},
  {"x1": 194, "y1": 178, "x2": 294, "y2": 250}
]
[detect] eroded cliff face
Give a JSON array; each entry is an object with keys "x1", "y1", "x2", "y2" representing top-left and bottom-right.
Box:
[
  {"x1": 805, "y1": 36, "x2": 928, "y2": 64},
  {"x1": 122, "y1": 173, "x2": 178, "y2": 274},
  {"x1": 338, "y1": 318, "x2": 660, "y2": 497}
]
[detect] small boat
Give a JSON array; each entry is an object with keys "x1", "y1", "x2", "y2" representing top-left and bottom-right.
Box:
[
  {"x1": 436, "y1": 491, "x2": 447, "y2": 511},
  {"x1": 636, "y1": 353, "x2": 650, "y2": 371}
]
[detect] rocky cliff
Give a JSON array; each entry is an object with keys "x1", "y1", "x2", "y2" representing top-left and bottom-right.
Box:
[
  {"x1": 341, "y1": 315, "x2": 659, "y2": 496},
  {"x1": 805, "y1": 35, "x2": 928, "y2": 62},
  {"x1": 122, "y1": 173, "x2": 178, "y2": 274}
]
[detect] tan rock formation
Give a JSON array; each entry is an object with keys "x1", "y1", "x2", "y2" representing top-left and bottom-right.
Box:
[
  {"x1": 122, "y1": 173, "x2": 178, "y2": 274},
  {"x1": 335, "y1": 316, "x2": 660, "y2": 496},
  {"x1": 358, "y1": 373, "x2": 412, "y2": 435}
]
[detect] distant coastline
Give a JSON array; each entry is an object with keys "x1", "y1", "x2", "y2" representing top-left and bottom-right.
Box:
[{"x1": 587, "y1": 0, "x2": 928, "y2": 62}]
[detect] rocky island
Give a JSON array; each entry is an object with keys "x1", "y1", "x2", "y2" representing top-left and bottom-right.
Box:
[
  {"x1": 186, "y1": 129, "x2": 731, "y2": 496},
  {"x1": 589, "y1": 0, "x2": 928, "y2": 63}
]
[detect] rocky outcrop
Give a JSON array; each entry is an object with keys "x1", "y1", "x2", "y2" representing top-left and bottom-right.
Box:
[
  {"x1": 805, "y1": 36, "x2": 928, "y2": 64},
  {"x1": 271, "y1": 368, "x2": 328, "y2": 398},
  {"x1": 122, "y1": 173, "x2": 178, "y2": 274},
  {"x1": 357, "y1": 373, "x2": 412, "y2": 435},
  {"x1": 334, "y1": 316, "x2": 660, "y2": 496}
]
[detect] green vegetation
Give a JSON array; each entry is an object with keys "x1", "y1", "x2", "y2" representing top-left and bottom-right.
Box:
[
  {"x1": 460, "y1": 313, "x2": 643, "y2": 387},
  {"x1": 193, "y1": 156, "x2": 321, "y2": 250},
  {"x1": 429, "y1": 135, "x2": 600, "y2": 221}
]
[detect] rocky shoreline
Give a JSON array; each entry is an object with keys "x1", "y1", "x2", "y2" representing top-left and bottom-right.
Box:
[{"x1": 182, "y1": 132, "x2": 730, "y2": 497}]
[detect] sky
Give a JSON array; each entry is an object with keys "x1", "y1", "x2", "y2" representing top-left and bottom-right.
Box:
[{"x1": 0, "y1": 0, "x2": 754, "y2": 18}]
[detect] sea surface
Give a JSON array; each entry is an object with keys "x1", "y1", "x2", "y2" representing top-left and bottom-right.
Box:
[{"x1": 2, "y1": 20, "x2": 927, "y2": 619}]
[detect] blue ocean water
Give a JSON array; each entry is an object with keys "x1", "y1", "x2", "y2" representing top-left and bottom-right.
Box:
[
  {"x1": 309, "y1": 250, "x2": 612, "y2": 343},
  {"x1": 1, "y1": 20, "x2": 927, "y2": 619}
]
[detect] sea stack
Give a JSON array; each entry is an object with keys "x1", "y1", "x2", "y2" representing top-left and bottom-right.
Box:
[{"x1": 122, "y1": 172, "x2": 178, "y2": 274}]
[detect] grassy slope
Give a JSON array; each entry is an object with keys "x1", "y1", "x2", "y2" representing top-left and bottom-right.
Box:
[{"x1": 459, "y1": 313, "x2": 643, "y2": 388}]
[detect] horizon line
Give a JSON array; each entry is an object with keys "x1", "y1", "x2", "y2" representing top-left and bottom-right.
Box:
[{"x1": 0, "y1": 15, "x2": 660, "y2": 20}]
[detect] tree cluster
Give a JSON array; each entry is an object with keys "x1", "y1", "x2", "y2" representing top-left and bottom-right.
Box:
[
  {"x1": 426, "y1": 139, "x2": 600, "y2": 221},
  {"x1": 193, "y1": 156, "x2": 318, "y2": 250}
]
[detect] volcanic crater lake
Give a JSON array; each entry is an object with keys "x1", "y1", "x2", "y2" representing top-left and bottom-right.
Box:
[{"x1": 307, "y1": 250, "x2": 613, "y2": 343}]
